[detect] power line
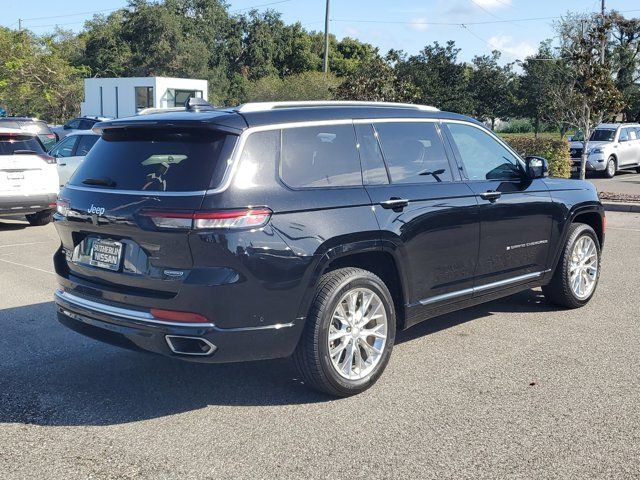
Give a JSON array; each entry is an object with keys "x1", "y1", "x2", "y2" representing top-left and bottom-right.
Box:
[
  {"x1": 20, "y1": 8, "x2": 120, "y2": 22},
  {"x1": 229, "y1": 0, "x2": 292, "y2": 14}
]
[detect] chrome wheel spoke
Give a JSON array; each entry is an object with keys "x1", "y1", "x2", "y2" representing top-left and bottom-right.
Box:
[
  {"x1": 328, "y1": 287, "x2": 388, "y2": 380},
  {"x1": 568, "y1": 235, "x2": 598, "y2": 300}
]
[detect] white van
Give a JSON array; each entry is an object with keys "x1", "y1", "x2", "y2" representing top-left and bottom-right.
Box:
[{"x1": 0, "y1": 128, "x2": 59, "y2": 225}]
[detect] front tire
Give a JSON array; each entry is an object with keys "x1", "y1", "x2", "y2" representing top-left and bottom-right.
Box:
[
  {"x1": 543, "y1": 223, "x2": 601, "y2": 308},
  {"x1": 293, "y1": 267, "x2": 396, "y2": 397},
  {"x1": 604, "y1": 156, "x2": 616, "y2": 178},
  {"x1": 25, "y1": 210, "x2": 52, "y2": 226}
]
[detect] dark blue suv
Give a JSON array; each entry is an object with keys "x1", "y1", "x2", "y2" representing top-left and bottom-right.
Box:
[{"x1": 53, "y1": 100, "x2": 604, "y2": 396}]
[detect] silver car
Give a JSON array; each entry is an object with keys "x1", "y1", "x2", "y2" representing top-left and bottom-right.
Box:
[{"x1": 569, "y1": 123, "x2": 640, "y2": 177}]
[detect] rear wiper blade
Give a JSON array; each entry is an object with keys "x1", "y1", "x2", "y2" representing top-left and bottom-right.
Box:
[
  {"x1": 82, "y1": 177, "x2": 117, "y2": 188},
  {"x1": 13, "y1": 150, "x2": 38, "y2": 155}
]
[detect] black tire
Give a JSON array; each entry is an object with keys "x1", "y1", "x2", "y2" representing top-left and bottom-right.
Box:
[
  {"x1": 635, "y1": 166, "x2": 640, "y2": 174},
  {"x1": 25, "y1": 210, "x2": 52, "y2": 226},
  {"x1": 542, "y1": 223, "x2": 601, "y2": 309},
  {"x1": 604, "y1": 156, "x2": 616, "y2": 178},
  {"x1": 293, "y1": 267, "x2": 396, "y2": 397}
]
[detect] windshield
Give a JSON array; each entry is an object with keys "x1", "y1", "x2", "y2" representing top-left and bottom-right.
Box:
[
  {"x1": 68, "y1": 128, "x2": 236, "y2": 192},
  {"x1": 0, "y1": 134, "x2": 45, "y2": 155},
  {"x1": 590, "y1": 129, "x2": 615, "y2": 142}
]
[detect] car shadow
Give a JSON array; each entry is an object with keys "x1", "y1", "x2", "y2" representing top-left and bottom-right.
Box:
[
  {"x1": 0, "y1": 220, "x2": 28, "y2": 231},
  {"x1": 0, "y1": 290, "x2": 557, "y2": 426}
]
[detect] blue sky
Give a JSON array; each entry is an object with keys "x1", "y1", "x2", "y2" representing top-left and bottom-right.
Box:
[{"x1": 2, "y1": 0, "x2": 640, "y2": 64}]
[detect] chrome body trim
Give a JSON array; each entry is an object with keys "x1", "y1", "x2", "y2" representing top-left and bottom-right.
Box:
[
  {"x1": 165, "y1": 335, "x2": 216, "y2": 356},
  {"x1": 236, "y1": 101, "x2": 439, "y2": 112},
  {"x1": 55, "y1": 290, "x2": 295, "y2": 331},
  {"x1": 64, "y1": 185, "x2": 208, "y2": 197},
  {"x1": 418, "y1": 270, "x2": 549, "y2": 306}
]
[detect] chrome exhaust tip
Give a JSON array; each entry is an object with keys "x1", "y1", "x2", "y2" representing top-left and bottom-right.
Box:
[{"x1": 165, "y1": 335, "x2": 216, "y2": 356}]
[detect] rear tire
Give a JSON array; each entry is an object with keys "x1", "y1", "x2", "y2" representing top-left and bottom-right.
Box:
[
  {"x1": 293, "y1": 267, "x2": 396, "y2": 397},
  {"x1": 604, "y1": 156, "x2": 616, "y2": 178},
  {"x1": 25, "y1": 210, "x2": 52, "y2": 226},
  {"x1": 542, "y1": 223, "x2": 601, "y2": 308}
]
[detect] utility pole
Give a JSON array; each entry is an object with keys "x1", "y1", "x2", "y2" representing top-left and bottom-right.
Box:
[
  {"x1": 600, "y1": 0, "x2": 606, "y2": 64},
  {"x1": 323, "y1": 0, "x2": 330, "y2": 73},
  {"x1": 18, "y1": 18, "x2": 22, "y2": 31}
]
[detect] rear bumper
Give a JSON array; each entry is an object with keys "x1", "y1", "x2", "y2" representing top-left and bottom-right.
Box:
[
  {"x1": 0, "y1": 192, "x2": 57, "y2": 216},
  {"x1": 54, "y1": 289, "x2": 302, "y2": 363}
]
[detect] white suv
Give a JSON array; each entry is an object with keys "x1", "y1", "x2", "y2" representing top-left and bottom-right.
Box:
[
  {"x1": 0, "y1": 128, "x2": 59, "y2": 226},
  {"x1": 569, "y1": 123, "x2": 640, "y2": 178}
]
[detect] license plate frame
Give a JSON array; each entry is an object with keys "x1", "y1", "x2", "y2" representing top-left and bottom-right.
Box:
[{"x1": 89, "y1": 239, "x2": 123, "y2": 271}]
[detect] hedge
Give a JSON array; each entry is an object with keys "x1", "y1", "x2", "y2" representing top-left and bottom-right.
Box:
[{"x1": 501, "y1": 136, "x2": 571, "y2": 178}]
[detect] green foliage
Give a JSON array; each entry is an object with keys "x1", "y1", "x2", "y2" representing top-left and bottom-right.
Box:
[
  {"x1": 246, "y1": 71, "x2": 340, "y2": 102},
  {"x1": 395, "y1": 41, "x2": 473, "y2": 113},
  {"x1": 498, "y1": 118, "x2": 535, "y2": 134},
  {"x1": 0, "y1": 27, "x2": 89, "y2": 123},
  {"x1": 502, "y1": 135, "x2": 571, "y2": 178},
  {"x1": 335, "y1": 54, "x2": 418, "y2": 102},
  {"x1": 468, "y1": 51, "x2": 517, "y2": 128}
]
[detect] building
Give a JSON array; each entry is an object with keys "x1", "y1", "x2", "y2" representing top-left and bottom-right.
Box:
[{"x1": 80, "y1": 77, "x2": 209, "y2": 119}]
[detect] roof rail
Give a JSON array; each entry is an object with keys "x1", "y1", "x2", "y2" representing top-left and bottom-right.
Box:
[
  {"x1": 137, "y1": 107, "x2": 184, "y2": 115},
  {"x1": 235, "y1": 101, "x2": 439, "y2": 113}
]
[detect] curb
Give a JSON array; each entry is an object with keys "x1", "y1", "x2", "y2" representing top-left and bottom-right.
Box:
[{"x1": 602, "y1": 202, "x2": 640, "y2": 213}]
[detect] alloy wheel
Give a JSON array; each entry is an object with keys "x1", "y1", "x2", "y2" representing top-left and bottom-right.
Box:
[{"x1": 568, "y1": 235, "x2": 598, "y2": 300}]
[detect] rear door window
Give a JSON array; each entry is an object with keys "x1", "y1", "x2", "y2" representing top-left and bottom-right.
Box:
[
  {"x1": 0, "y1": 134, "x2": 45, "y2": 155},
  {"x1": 75, "y1": 135, "x2": 99, "y2": 156},
  {"x1": 354, "y1": 124, "x2": 389, "y2": 185},
  {"x1": 374, "y1": 122, "x2": 453, "y2": 184},
  {"x1": 69, "y1": 128, "x2": 236, "y2": 192},
  {"x1": 280, "y1": 124, "x2": 362, "y2": 188}
]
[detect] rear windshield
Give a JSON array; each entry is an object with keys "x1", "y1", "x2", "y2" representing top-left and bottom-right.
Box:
[
  {"x1": 0, "y1": 119, "x2": 52, "y2": 134},
  {"x1": 0, "y1": 134, "x2": 45, "y2": 155},
  {"x1": 590, "y1": 129, "x2": 615, "y2": 142},
  {"x1": 69, "y1": 129, "x2": 236, "y2": 192}
]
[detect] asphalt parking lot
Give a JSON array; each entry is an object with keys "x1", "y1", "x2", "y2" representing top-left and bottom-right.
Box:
[
  {"x1": 587, "y1": 169, "x2": 640, "y2": 196},
  {"x1": 1, "y1": 213, "x2": 639, "y2": 479}
]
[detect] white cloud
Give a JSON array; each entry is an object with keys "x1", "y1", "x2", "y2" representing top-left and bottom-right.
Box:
[
  {"x1": 472, "y1": 0, "x2": 512, "y2": 9},
  {"x1": 487, "y1": 35, "x2": 536, "y2": 61},
  {"x1": 409, "y1": 18, "x2": 429, "y2": 32}
]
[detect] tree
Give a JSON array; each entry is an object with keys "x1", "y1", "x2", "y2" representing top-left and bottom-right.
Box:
[
  {"x1": 395, "y1": 41, "x2": 472, "y2": 113},
  {"x1": 468, "y1": 50, "x2": 516, "y2": 129},
  {"x1": 518, "y1": 41, "x2": 563, "y2": 136},
  {"x1": 246, "y1": 71, "x2": 340, "y2": 101},
  {"x1": 553, "y1": 13, "x2": 624, "y2": 179},
  {"x1": 609, "y1": 11, "x2": 640, "y2": 121},
  {"x1": 335, "y1": 53, "x2": 417, "y2": 102}
]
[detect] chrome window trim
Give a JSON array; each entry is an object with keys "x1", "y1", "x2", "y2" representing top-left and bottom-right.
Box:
[
  {"x1": 55, "y1": 290, "x2": 295, "y2": 331},
  {"x1": 417, "y1": 270, "x2": 549, "y2": 306}
]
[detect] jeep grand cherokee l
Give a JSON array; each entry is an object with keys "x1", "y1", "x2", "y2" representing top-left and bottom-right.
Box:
[{"x1": 53, "y1": 100, "x2": 604, "y2": 397}]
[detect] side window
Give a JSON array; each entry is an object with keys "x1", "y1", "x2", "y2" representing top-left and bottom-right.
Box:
[
  {"x1": 354, "y1": 124, "x2": 388, "y2": 185},
  {"x1": 233, "y1": 130, "x2": 279, "y2": 190},
  {"x1": 75, "y1": 135, "x2": 99, "y2": 156},
  {"x1": 374, "y1": 122, "x2": 452, "y2": 184},
  {"x1": 50, "y1": 136, "x2": 78, "y2": 158},
  {"x1": 446, "y1": 123, "x2": 522, "y2": 181},
  {"x1": 626, "y1": 128, "x2": 637, "y2": 141},
  {"x1": 280, "y1": 124, "x2": 362, "y2": 188},
  {"x1": 618, "y1": 128, "x2": 629, "y2": 142},
  {"x1": 78, "y1": 119, "x2": 95, "y2": 130}
]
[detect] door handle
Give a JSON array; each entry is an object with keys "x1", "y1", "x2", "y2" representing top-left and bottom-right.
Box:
[
  {"x1": 58, "y1": 163, "x2": 67, "y2": 166},
  {"x1": 480, "y1": 190, "x2": 502, "y2": 202},
  {"x1": 380, "y1": 198, "x2": 409, "y2": 209}
]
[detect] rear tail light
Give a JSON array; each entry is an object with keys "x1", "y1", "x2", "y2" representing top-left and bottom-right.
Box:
[
  {"x1": 39, "y1": 153, "x2": 56, "y2": 164},
  {"x1": 141, "y1": 208, "x2": 272, "y2": 230},
  {"x1": 56, "y1": 200, "x2": 69, "y2": 216},
  {"x1": 45, "y1": 134, "x2": 56, "y2": 139},
  {"x1": 150, "y1": 308, "x2": 210, "y2": 324}
]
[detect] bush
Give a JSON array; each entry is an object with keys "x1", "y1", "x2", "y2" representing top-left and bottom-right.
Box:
[
  {"x1": 502, "y1": 135, "x2": 571, "y2": 178},
  {"x1": 497, "y1": 118, "x2": 534, "y2": 134},
  {"x1": 245, "y1": 72, "x2": 341, "y2": 102}
]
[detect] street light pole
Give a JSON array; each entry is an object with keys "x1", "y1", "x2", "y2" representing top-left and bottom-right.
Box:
[{"x1": 323, "y1": 0, "x2": 330, "y2": 73}]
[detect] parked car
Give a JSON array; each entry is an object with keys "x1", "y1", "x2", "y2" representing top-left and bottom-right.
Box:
[
  {"x1": 569, "y1": 123, "x2": 640, "y2": 177},
  {"x1": 0, "y1": 127, "x2": 58, "y2": 225},
  {"x1": 49, "y1": 131, "x2": 100, "y2": 187},
  {"x1": 0, "y1": 117, "x2": 58, "y2": 150},
  {"x1": 52, "y1": 116, "x2": 109, "y2": 139},
  {"x1": 53, "y1": 100, "x2": 605, "y2": 396}
]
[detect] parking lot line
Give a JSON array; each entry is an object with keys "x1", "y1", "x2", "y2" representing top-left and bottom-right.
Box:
[
  {"x1": 0, "y1": 257, "x2": 55, "y2": 275},
  {"x1": 606, "y1": 226, "x2": 640, "y2": 233}
]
